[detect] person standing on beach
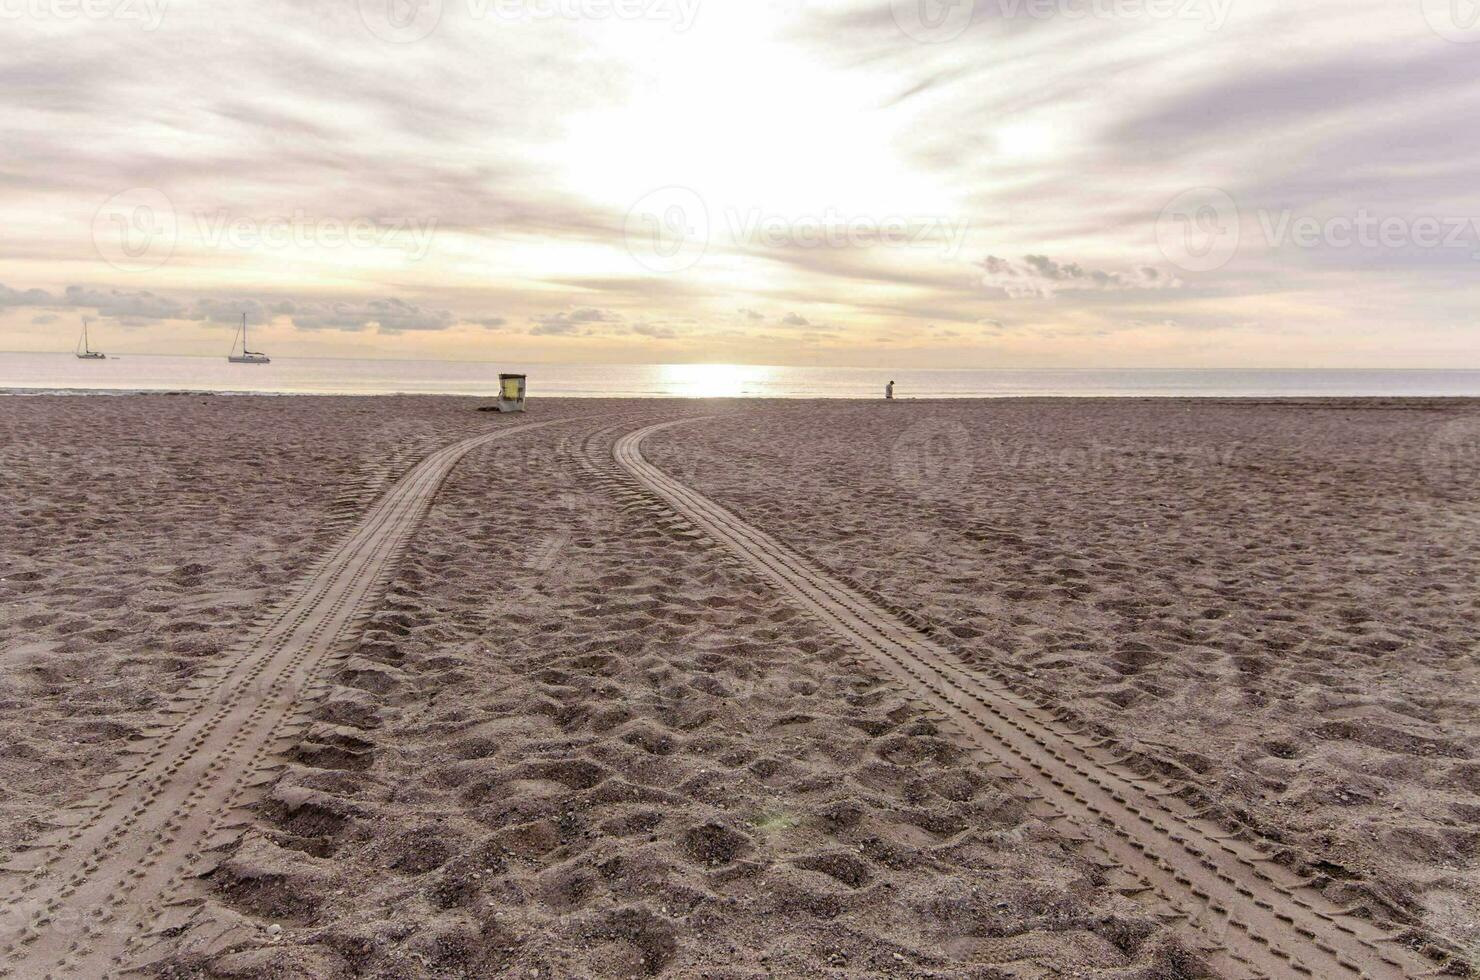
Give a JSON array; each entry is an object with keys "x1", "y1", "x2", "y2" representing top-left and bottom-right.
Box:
[{"x1": 885, "y1": 380, "x2": 895, "y2": 400}]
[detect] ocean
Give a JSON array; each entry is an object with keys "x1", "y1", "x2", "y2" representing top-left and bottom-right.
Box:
[{"x1": 3, "y1": 353, "x2": 1479, "y2": 399}]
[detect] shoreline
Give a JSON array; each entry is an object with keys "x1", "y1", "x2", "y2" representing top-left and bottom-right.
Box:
[{"x1": 7, "y1": 387, "x2": 1480, "y2": 404}]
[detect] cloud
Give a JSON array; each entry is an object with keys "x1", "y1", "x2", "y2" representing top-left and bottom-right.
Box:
[
  {"x1": 4, "y1": 5, "x2": 1480, "y2": 367},
  {"x1": 529, "y1": 320, "x2": 580, "y2": 336},
  {"x1": 1112, "y1": 48, "x2": 1479, "y2": 162},
  {"x1": 0, "y1": 282, "x2": 483, "y2": 336},
  {"x1": 0, "y1": 284, "x2": 55, "y2": 307},
  {"x1": 62, "y1": 286, "x2": 189, "y2": 322},
  {"x1": 631, "y1": 322, "x2": 677, "y2": 339},
  {"x1": 31, "y1": 313, "x2": 60, "y2": 325},
  {"x1": 291, "y1": 298, "x2": 455, "y2": 334},
  {"x1": 190, "y1": 297, "x2": 274, "y2": 326},
  {"x1": 780, "y1": 312, "x2": 811, "y2": 327},
  {"x1": 979, "y1": 256, "x2": 1181, "y2": 299},
  {"x1": 528, "y1": 307, "x2": 623, "y2": 336}
]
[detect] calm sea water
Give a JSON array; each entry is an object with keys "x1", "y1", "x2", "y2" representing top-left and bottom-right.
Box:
[{"x1": 3, "y1": 353, "x2": 1479, "y2": 398}]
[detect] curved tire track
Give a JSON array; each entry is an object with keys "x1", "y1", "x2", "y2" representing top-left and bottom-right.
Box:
[
  {"x1": 614, "y1": 419, "x2": 1433, "y2": 980},
  {"x1": 0, "y1": 420, "x2": 556, "y2": 979}
]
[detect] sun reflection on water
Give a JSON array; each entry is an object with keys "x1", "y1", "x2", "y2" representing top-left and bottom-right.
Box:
[{"x1": 659, "y1": 363, "x2": 772, "y2": 397}]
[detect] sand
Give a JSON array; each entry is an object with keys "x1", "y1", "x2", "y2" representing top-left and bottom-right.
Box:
[
  {"x1": 645, "y1": 398, "x2": 1480, "y2": 966},
  {"x1": 1, "y1": 395, "x2": 1476, "y2": 977}
]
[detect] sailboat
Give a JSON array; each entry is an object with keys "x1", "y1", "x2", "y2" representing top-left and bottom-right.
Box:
[
  {"x1": 75, "y1": 319, "x2": 106, "y2": 359},
  {"x1": 227, "y1": 314, "x2": 270, "y2": 364}
]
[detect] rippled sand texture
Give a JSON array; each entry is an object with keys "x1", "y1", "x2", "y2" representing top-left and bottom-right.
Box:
[
  {"x1": 644, "y1": 398, "x2": 1480, "y2": 962},
  {"x1": 0, "y1": 395, "x2": 568, "y2": 857},
  {"x1": 6, "y1": 395, "x2": 1477, "y2": 977},
  {"x1": 161, "y1": 418, "x2": 1205, "y2": 979}
]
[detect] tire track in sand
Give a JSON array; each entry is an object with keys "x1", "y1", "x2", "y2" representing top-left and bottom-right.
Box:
[
  {"x1": 0, "y1": 420, "x2": 556, "y2": 979},
  {"x1": 613, "y1": 419, "x2": 1433, "y2": 980}
]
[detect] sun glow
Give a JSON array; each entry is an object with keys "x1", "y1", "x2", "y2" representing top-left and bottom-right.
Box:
[
  {"x1": 994, "y1": 121, "x2": 1058, "y2": 159},
  {"x1": 659, "y1": 363, "x2": 770, "y2": 397}
]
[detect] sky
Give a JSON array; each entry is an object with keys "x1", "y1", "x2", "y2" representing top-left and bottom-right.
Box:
[{"x1": 1, "y1": 0, "x2": 1478, "y2": 367}]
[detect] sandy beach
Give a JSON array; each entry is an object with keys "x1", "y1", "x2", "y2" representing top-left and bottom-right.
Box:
[{"x1": 2, "y1": 395, "x2": 1477, "y2": 978}]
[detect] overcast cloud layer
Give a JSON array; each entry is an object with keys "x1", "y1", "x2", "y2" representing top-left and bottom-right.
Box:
[{"x1": 1, "y1": 0, "x2": 1476, "y2": 366}]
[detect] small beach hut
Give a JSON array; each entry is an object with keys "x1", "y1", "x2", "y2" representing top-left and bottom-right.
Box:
[{"x1": 498, "y1": 373, "x2": 527, "y2": 413}]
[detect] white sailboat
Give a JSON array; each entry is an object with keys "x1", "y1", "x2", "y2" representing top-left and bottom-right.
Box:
[
  {"x1": 75, "y1": 319, "x2": 106, "y2": 359},
  {"x1": 227, "y1": 314, "x2": 270, "y2": 364}
]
